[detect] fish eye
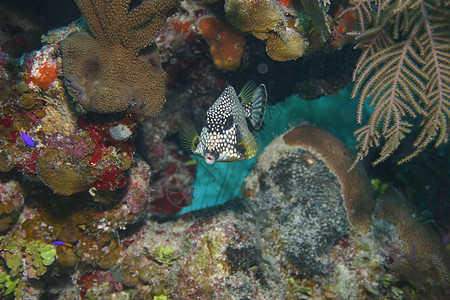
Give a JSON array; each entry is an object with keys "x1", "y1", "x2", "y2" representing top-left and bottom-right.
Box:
[
  {"x1": 234, "y1": 43, "x2": 241, "y2": 49},
  {"x1": 224, "y1": 115, "x2": 233, "y2": 129},
  {"x1": 215, "y1": 34, "x2": 221, "y2": 40}
]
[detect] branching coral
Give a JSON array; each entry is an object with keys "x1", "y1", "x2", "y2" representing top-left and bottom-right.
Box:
[
  {"x1": 345, "y1": 0, "x2": 450, "y2": 166},
  {"x1": 59, "y1": 0, "x2": 181, "y2": 116}
]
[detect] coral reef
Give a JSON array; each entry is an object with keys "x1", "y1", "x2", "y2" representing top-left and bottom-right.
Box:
[
  {"x1": 391, "y1": 253, "x2": 450, "y2": 299},
  {"x1": 22, "y1": 158, "x2": 152, "y2": 266},
  {"x1": 329, "y1": 3, "x2": 356, "y2": 50},
  {"x1": 282, "y1": 125, "x2": 375, "y2": 233},
  {"x1": 0, "y1": 42, "x2": 124, "y2": 194},
  {"x1": 0, "y1": 0, "x2": 448, "y2": 298},
  {"x1": 178, "y1": 87, "x2": 365, "y2": 215},
  {"x1": 0, "y1": 40, "x2": 139, "y2": 196},
  {"x1": 376, "y1": 188, "x2": 449, "y2": 263},
  {"x1": 198, "y1": 16, "x2": 246, "y2": 71},
  {"x1": 373, "y1": 188, "x2": 450, "y2": 299},
  {"x1": 59, "y1": 0, "x2": 181, "y2": 116}
]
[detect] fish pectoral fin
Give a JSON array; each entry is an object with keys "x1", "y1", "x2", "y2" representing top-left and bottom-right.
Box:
[
  {"x1": 237, "y1": 133, "x2": 258, "y2": 159},
  {"x1": 179, "y1": 119, "x2": 200, "y2": 153},
  {"x1": 240, "y1": 82, "x2": 268, "y2": 130}
]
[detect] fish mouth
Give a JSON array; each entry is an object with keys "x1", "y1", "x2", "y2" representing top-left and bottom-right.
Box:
[{"x1": 204, "y1": 152, "x2": 218, "y2": 164}]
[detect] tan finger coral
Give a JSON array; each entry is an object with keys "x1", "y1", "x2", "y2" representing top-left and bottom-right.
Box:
[{"x1": 59, "y1": 0, "x2": 181, "y2": 117}]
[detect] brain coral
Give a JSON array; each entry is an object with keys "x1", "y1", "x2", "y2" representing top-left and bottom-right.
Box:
[
  {"x1": 245, "y1": 125, "x2": 375, "y2": 273},
  {"x1": 59, "y1": 0, "x2": 180, "y2": 117},
  {"x1": 282, "y1": 126, "x2": 375, "y2": 233}
]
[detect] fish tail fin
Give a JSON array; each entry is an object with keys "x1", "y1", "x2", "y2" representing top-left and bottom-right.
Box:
[
  {"x1": 179, "y1": 118, "x2": 200, "y2": 154},
  {"x1": 239, "y1": 82, "x2": 268, "y2": 130}
]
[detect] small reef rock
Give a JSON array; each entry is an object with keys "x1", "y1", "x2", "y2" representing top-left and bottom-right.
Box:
[{"x1": 0, "y1": 179, "x2": 25, "y2": 232}]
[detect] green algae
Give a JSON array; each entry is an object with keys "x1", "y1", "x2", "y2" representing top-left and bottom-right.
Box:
[{"x1": 0, "y1": 236, "x2": 56, "y2": 297}]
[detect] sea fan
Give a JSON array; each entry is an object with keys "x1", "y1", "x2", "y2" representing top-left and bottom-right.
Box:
[{"x1": 347, "y1": 0, "x2": 449, "y2": 166}]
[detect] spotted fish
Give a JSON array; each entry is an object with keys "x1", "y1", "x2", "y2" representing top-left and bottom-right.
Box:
[{"x1": 181, "y1": 82, "x2": 267, "y2": 164}]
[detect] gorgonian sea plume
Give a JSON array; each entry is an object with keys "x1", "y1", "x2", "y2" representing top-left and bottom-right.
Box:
[{"x1": 344, "y1": 0, "x2": 449, "y2": 166}]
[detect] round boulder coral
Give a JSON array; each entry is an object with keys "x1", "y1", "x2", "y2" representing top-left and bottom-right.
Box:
[
  {"x1": 59, "y1": 32, "x2": 166, "y2": 116},
  {"x1": 225, "y1": 0, "x2": 283, "y2": 33},
  {"x1": 265, "y1": 30, "x2": 309, "y2": 61}
]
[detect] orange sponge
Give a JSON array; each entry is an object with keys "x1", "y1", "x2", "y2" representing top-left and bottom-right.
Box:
[{"x1": 198, "y1": 17, "x2": 246, "y2": 71}]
